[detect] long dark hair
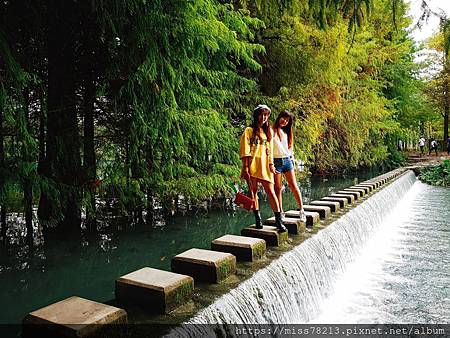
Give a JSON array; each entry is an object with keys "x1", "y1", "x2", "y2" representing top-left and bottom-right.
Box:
[
  {"x1": 273, "y1": 110, "x2": 294, "y2": 149},
  {"x1": 250, "y1": 105, "x2": 272, "y2": 143}
]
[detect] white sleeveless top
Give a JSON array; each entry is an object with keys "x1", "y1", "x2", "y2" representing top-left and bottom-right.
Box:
[{"x1": 273, "y1": 129, "x2": 292, "y2": 158}]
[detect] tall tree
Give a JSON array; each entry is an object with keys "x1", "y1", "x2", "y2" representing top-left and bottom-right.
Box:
[{"x1": 38, "y1": 0, "x2": 82, "y2": 234}]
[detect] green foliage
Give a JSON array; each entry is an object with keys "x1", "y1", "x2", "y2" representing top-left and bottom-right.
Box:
[
  {"x1": 0, "y1": 0, "x2": 440, "y2": 227},
  {"x1": 419, "y1": 160, "x2": 450, "y2": 187}
]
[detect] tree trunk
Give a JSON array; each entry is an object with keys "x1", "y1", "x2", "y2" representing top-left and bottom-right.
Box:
[
  {"x1": 83, "y1": 61, "x2": 97, "y2": 232},
  {"x1": 444, "y1": 108, "x2": 449, "y2": 151},
  {"x1": 23, "y1": 89, "x2": 33, "y2": 243},
  {"x1": 80, "y1": 1, "x2": 98, "y2": 233},
  {"x1": 39, "y1": 0, "x2": 81, "y2": 235},
  {"x1": 443, "y1": 68, "x2": 449, "y2": 151},
  {"x1": 24, "y1": 178, "x2": 33, "y2": 243},
  {"x1": 0, "y1": 105, "x2": 6, "y2": 242}
]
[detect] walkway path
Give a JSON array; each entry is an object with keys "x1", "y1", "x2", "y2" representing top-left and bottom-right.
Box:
[{"x1": 406, "y1": 151, "x2": 449, "y2": 168}]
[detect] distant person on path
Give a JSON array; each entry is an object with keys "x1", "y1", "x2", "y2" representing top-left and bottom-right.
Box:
[
  {"x1": 447, "y1": 136, "x2": 450, "y2": 155},
  {"x1": 429, "y1": 139, "x2": 438, "y2": 156},
  {"x1": 272, "y1": 110, "x2": 307, "y2": 224},
  {"x1": 419, "y1": 137, "x2": 425, "y2": 155},
  {"x1": 240, "y1": 104, "x2": 287, "y2": 233}
]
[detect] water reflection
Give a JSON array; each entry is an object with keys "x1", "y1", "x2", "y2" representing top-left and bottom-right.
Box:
[{"x1": 0, "y1": 170, "x2": 381, "y2": 324}]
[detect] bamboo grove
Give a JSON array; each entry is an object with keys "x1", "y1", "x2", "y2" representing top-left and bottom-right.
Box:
[{"x1": 0, "y1": 0, "x2": 443, "y2": 238}]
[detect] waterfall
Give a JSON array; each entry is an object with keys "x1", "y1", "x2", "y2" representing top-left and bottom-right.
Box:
[{"x1": 167, "y1": 171, "x2": 417, "y2": 336}]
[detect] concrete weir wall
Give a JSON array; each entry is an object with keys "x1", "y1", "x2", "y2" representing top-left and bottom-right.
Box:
[{"x1": 22, "y1": 168, "x2": 408, "y2": 337}]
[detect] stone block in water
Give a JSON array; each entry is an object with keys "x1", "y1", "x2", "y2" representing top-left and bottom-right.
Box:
[
  {"x1": 241, "y1": 225, "x2": 288, "y2": 246},
  {"x1": 354, "y1": 183, "x2": 374, "y2": 192},
  {"x1": 22, "y1": 296, "x2": 127, "y2": 338},
  {"x1": 340, "y1": 189, "x2": 361, "y2": 199},
  {"x1": 264, "y1": 216, "x2": 305, "y2": 234},
  {"x1": 351, "y1": 185, "x2": 370, "y2": 194},
  {"x1": 321, "y1": 196, "x2": 348, "y2": 208},
  {"x1": 330, "y1": 193, "x2": 355, "y2": 204},
  {"x1": 284, "y1": 210, "x2": 320, "y2": 227},
  {"x1": 344, "y1": 188, "x2": 365, "y2": 197},
  {"x1": 303, "y1": 205, "x2": 331, "y2": 219},
  {"x1": 115, "y1": 267, "x2": 193, "y2": 314},
  {"x1": 310, "y1": 200, "x2": 340, "y2": 212},
  {"x1": 171, "y1": 248, "x2": 236, "y2": 283},
  {"x1": 364, "y1": 181, "x2": 379, "y2": 188},
  {"x1": 364, "y1": 180, "x2": 381, "y2": 188},
  {"x1": 211, "y1": 234, "x2": 266, "y2": 261}
]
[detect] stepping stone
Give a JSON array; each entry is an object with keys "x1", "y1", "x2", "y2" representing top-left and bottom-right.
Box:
[
  {"x1": 310, "y1": 200, "x2": 340, "y2": 212},
  {"x1": 284, "y1": 210, "x2": 320, "y2": 227},
  {"x1": 330, "y1": 193, "x2": 355, "y2": 203},
  {"x1": 211, "y1": 235, "x2": 266, "y2": 261},
  {"x1": 351, "y1": 185, "x2": 370, "y2": 194},
  {"x1": 115, "y1": 267, "x2": 193, "y2": 314},
  {"x1": 345, "y1": 188, "x2": 366, "y2": 196},
  {"x1": 365, "y1": 181, "x2": 380, "y2": 188},
  {"x1": 321, "y1": 196, "x2": 348, "y2": 208},
  {"x1": 303, "y1": 205, "x2": 331, "y2": 219},
  {"x1": 355, "y1": 183, "x2": 374, "y2": 192},
  {"x1": 342, "y1": 189, "x2": 362, "y2": 198},
  {"x1": 338, "y1": 190, "x2": 359, "y2": 200},
  {"x1": 23, "y1": 296, "x2": 127, "y2": 338},
  {"x1": 241, "y1": 225, "x2": 288, "y2": 246},
  {"x1": 171, "y1": 248, "x2": 236, "y2": 283},
  {"x1": 264, "y1": 217, "x2": 305, "y2": 235}
]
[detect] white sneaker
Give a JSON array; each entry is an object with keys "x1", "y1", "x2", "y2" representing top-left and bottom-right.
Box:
[{"x1": 299, "y1": 210, "x2": 307, "y2": 223}]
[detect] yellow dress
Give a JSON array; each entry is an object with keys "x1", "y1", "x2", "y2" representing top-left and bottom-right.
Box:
[{"x1": 239, "y1": 127, "x2": 274, "y2": 184}]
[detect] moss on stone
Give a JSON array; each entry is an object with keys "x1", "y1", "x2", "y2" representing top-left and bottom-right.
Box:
[
  {"x1": 278, "y1": 231, "x2": 288, "y2": 245},
  {"x1": 165, "y1": 279, "x2": 194, "y2": 312},
  {"x1": 216, "y1": 257, "x2": 236, "y2": 282},
  {"x1": 252, "y1": 241, "x2": 266, "y2": 261}
]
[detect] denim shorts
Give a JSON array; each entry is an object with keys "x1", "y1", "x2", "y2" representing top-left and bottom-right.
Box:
[{"x1": 274, "y1": 157, "x2": 294, "y2": 173}]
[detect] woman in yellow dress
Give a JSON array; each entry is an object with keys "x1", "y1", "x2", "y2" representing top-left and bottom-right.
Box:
[{"x1": 240, "y1": 104, "x2": 286, "y2": 232}]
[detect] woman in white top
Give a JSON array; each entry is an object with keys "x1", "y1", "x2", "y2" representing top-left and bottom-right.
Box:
[{"x1": 272, "y1": 110, "x2": 307, "y2": 223}]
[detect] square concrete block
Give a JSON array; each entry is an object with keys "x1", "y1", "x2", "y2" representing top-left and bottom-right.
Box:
[
  {"x1": 310, "y1": 200, "x2": 340, "y2": 212},
  {"x1": 211, "y1": 235, "x2": 266, "y2": 261},
  {"x1": 23, "y1": 296, "x2": 127, "y2": 338},
  {"x1": 352, "y1": 185, "x2": 370, "y2": 194},
  {"x1": 330, "y1": 193, "x2": 355, "y2": 204},
  {"x1": 284, "y1": 210, "x2": 320, "y2": 227},
  {"x1": 241, "y1": 225, "x2": 288, "y2": 246},
  {"x1": 115, "y1": 267, "x2": 193, "y2": 314},
  {"x1": 321, "y1": 196, "x2": 348, "y2": 208},
  {"x1": 344, "y1": 188, "x2": 365, "y2": 197},
  {"x1": 303, "y1": 205, "x2": 331, "y2": 219},
  {"x1": 171, "y1": 248, "x2": 236, "y2": 283},
  {"x1": 338, "y1": 190, "x2": 360, "y2": 200},
  {"x1": 364, "y1": 181, "x2": 378, "y2": 188},
  {"x1": 355, "y1": 184, "x2": 374, "y2": 192},
  {"x1": 351, "y1": 187, "x2": 368, "y2": 194},
  {"x1": 264, "y1": 217, "x2": 305, "y2": 234}
]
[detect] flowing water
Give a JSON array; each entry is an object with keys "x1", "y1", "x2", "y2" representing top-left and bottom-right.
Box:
[
  {"x1": 2, "y1": 169, "x2": 449, "y2": 336},
  {"x1": 181, "y1": 171, "x2": 449, "y2": 330},
  {"x1": 0, "y1": 171, "x2": 379, "y2": 326}
]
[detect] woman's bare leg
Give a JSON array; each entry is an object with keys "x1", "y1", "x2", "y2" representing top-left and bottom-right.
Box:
[
  {"x1": 260, "y1": 180, "x2": 281, "y2": 212},
  {"x1": 274, "y1": 172, "x2": 283, "y2": 212},
  {"x1": 284, "y1": 169, "x2": 304, "y2": 210},
  {"x1": 249, "y1": 177, "x2": 259, "y2": 210}
]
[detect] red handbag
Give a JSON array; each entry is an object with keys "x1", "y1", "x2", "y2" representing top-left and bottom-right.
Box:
[
  {"x1": 234, "y1": 192, "x2": 254, "y2": 211},
  {"x1": 233, "y1": 178, "x2": 255, "y2": 211}
]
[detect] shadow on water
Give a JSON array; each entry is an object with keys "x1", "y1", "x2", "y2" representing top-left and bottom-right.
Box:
[{"x1": 0, "y1": 169, "x2": 383, "y2": 329}]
